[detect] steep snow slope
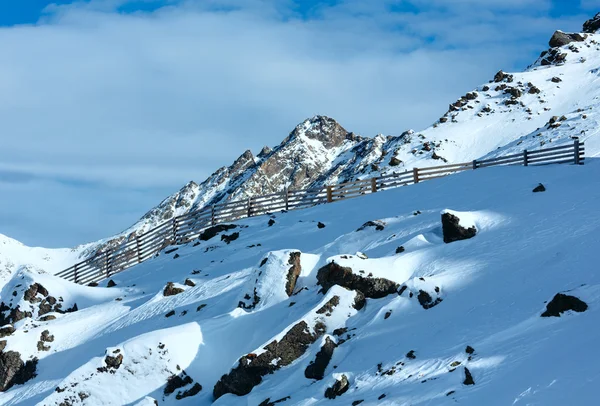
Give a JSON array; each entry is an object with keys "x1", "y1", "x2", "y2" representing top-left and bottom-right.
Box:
[{"x1": 0, "y1": 159, "x2": 599, "y2": 405}]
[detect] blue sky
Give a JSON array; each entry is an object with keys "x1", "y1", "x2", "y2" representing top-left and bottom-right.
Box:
[{"x1": 0, "y1": 0, "x2": 597, "y2": 247}]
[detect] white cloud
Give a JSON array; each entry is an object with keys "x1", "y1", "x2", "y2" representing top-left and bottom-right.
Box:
[{"x1": 0, "y1": 0, "x2": 588, "y2": 246}]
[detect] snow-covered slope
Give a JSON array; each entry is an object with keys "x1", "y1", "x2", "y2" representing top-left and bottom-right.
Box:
[{"x1": 0, "y1": 158, "x2": 599, "y2": 405}]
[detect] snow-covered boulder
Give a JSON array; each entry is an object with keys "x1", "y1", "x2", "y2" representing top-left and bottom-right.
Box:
[{"x1": 441, "y1": 210, "x2": 477, "y2": 244}]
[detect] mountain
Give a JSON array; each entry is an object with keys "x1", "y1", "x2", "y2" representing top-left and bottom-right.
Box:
[{"x1": 119, "y1": 14, "x2": 600, "y2": 242}]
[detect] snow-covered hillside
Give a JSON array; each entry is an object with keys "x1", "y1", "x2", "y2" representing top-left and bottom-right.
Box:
[{"x1": 0, "y1": 158, "x2": 599, "y2": 405}]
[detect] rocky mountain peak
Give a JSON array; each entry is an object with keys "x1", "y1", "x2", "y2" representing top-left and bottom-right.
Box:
[
  {"x1": 288, "y1": 115, "x2": 356, "y2": 149},
  {"x1": 257, "y1": 146, "x2": 272, "y2": 158},
  {"x1": 230, "y1": 150, "x2": 255, "y2": 173}
]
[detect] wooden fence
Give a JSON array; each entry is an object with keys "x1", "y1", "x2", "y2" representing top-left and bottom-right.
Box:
[{"x1": 55, "y1": 139, "x2": 585, "y2": 285}]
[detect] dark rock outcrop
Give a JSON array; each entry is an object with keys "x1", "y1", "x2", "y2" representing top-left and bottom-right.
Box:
[
  {"x1": 258, "y1": 396, "x2": 291, "y2": 406},
  {"x1": 199, "y1": 224, "x2": 237, "y2": 241},
  {"x1": 533, "y1": 183, "x2": 546, "y2": 193},
  {"x1": 104, "y1": 353, "x2": 123, "y2": 370},
  {"x1": 106, "y1": 280, "x2": 117, "y2": 288},
  {"x1": 417, "y1": 290, "x2": 443, "y2": 310},
  {"x1": 24, "y1": 283, "x2": 49, "y2": 303},
  {"x1": 0, "y1": 351, "x2": 37, "y2": 391},
  {"x1": 213, "y1": 321, "x2": 321, "y2": 399},
  {"x1": 549, "y1": 31, "x2": 586, "y2": 48},
  {"x1": 305, "y1": 337, "x2": 337, "y2": 380},
  {"x1": 163, "y1": 282, "x2": 184, "y2": 297},
  {"x1": 441, "y1": 212, "x2": 477, "y2": 244},
  {"x1": 463, "y1": 367, "x2": 475, "y2": 385},
  {"x1": 176, "y1": 382, "x2": 202, "y2": 400},
  {"x1": 541, "y1": 293, "x2": 588, "y2": 317},
  {"x1": 285, "y1": 252, "x2": 302, "y2": 297},
  {"x1": 164, "y1": 372, "x2": 193, "y2": 395},
  {"x1": 357, "y1": 220, "x2": 385, "y2": 231},
  {"x1": 0, "y1": 326, "x2": 14, "y2": 339},
  {"x1": 583, "y1": 13, "x2": 600, "y2": 33},
  {"x1": 324, "y1": 374, "x2": 349, "y2": 399},
  {"x1": 221, "y1": 232, "x2": 239, "y2": 244},
  {"x1": 316, "y1": 262, "x2": 399, "y2": 299}
]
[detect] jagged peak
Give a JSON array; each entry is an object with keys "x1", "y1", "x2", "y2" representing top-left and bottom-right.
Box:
[
  {"x1": 583, "y1": 12, "x2": 600, "y2": 33},
  {"x1": 257, "y1": 145, "x2": 272, "y2": 158},
  {"x1": 285, "y1": 115, "x2": 359, "y2": 149}
]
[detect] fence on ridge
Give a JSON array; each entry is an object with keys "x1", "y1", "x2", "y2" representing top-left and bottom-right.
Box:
[{"x1": 55, "y1": 139, "x2": 585, "y2": 286}]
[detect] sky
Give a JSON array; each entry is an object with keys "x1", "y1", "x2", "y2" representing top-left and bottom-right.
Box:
[{"x1": 0, "y1": 0, "x2": 596, "y2": 248}]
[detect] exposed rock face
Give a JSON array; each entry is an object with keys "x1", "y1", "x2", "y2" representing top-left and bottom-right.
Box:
[
  {"x1": 356, "y1": 220, "x2": 385, "y2": 231},
  {"x1": 417, "y1": 290, "x2": 443, "y2": 310},
  {"x1": 463, "y1": 367, "x2": 475, "y2": 385},
  {"x1": 199, "y1": 224, "x2": 237, "y2": 241},
  {"x1": 441, "y1": 212, "x2": 477, "y2": 243},
  {"x1": 104, "y1": 353, "x2": 123, "y2": 370},
  {"x1": 213, "y1": 321, "x2": 322, "y2": 399},
  {"x1": 164, "y1": 372, "x2": 193, "y2": 395},
  {"x1": 163, "y1": 282, "x2": 184, "y2": 297},
  {"x1": 0, "y1": 326, "x2": 14, "y2": 339},
  {"x1": 541, "y1": 293, "x2": 588, "y2": 317},
  {"x1": 305, "y1": 337, "x2": 337, "y2": 380},
  {"x1": 316, "y1": 262, "x2": 399, "y2": 299},
  {"x1": 24, "y1": 283, "x2": 49, "y2": 303},
  {"x1": 285, "y1": 252, "x2": 302, "y2": 296},
  {"x1": 583, "y1": 13, "x2": 600, "y2": 33},
  {"x1": 549, "y1": 31, "x2": 586, "y2": 48},
  {"x1": 324, "y1": 375, "x2": 349, "y2": 399},
  {"x1": 0, "y1": 351, "x2": 37, "y2": 391}
]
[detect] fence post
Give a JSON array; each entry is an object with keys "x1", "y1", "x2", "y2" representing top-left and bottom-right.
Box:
[
  {"x1": 413, "y1": 168, "x2": 419, "y2": 184},
  {"x1": 211, "y1": 205, "x2": 216, "y2": 226},
  {"x1": 74, "y1": 264, "x2": 78, "y2": 284},
  {"x1": 172, "y1": 217, "x2": 178, "y2": 243},
  {"x1": 136, "y1": 235, "x2": 142, "y2": 263},
  {"x1": 283, "y1": 187, "x2": 289, "y2": 211},
  {"x1": 326, "y1": 186, "x2": 333, "y2": 203},
  {"x1": 371, "y1": 177, "x2": 377, "y2": 193},
  {"x1": 472, "y1": 160, "x2": 477, "y2": 170},
  {"x1": 523, "y1": 149, "x2": 528, "y2": 166},
  {"x1": 574, "y1": 138, "x2": 581, "y2": 165},
  {"x1": 247, "y1": 197, "x2": 253, "y2": 217},
  {"x1": 105, "y1": 249, "x2": 111, "y2": 278}
]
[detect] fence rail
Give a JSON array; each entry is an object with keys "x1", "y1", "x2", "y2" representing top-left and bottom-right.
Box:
[{"x1": 55, "y1": 139, "x2": 585, "y2": 285}]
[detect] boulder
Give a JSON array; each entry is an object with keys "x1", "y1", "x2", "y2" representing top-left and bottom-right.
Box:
[
  {"x1": 324, "y1": 375, "x2": 349, "y2": 399},
  {"x1": 549, "y1": 30, "x2": 586, "y2": 48},
  {"x1": 0, "y1": 326, "x2": 15, "y2": 339},
  {"x1": 221, "y1": 232, "x2": 239, "y2": 244},
  {"x1": 441, "y1": 212, "x2": 477, "y2": 244},
  {"x1": 0, "y1": 351, "x2": 37, "y2": 391},
  {"x1": 164, "y1": 372, "x2": 193, "y2": 395},
  {"x1": 213, "y1": 321, "x2": 321, "y2": 399},
  {"x1": 389, "y1": 157, "x2": 402, "y2": 166},
  {"x1": 106, "y1": 280, "x2": 117, "y2": 288},
  {"x1": 23, "y1": 283, "x2": 49, "y2": 303},
  {"x1": 199, "y1": 224, "x2": 236, "y2": 241},
  {"x1": 417, "y1": 290, "x2": 443, "y2": 310},
  {"x1": 317, "y1": 222, "x2": 326, "y2": 229},
  {"x1": 104, "y1": 353, "x2": 123, "y2": 369},
  {"x1": 176, "y1": 383, "x2": 202, "y2": 400},
  {"x1": 305, "y1": 337, "x2": 337, "y2": 380},
  {"x1": 533, "y1": 183, "x2": 546, "y2": 193},
  {"x1": 285, "y1": 252, "x2": 302, "y2": 297},
  {"x1": 184, "y1": 279, "x2": 196, "y2": 287},
  {"x1": 463, "y1": 367, "x2": 475, "y2": 385},
  {"x1": 316, "y1": 262, "x2": 399, "y2": 299},
  {"x1": 356, "y1": 220, "x2": 385, "y2": 231},
  {"x1": 163, "y1": 282, "x2": 184, "y2": 297},
  {"x1": 541, "y1": 293, "x2": 588, "y2": 317},
  {"x1": 583, "y1": 13, "x2": 600, "y2": 33}
]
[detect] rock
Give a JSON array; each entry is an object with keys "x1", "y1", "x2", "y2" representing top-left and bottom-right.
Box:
[
  {"x1": 356, "y1": 220, "x2": 385, "y2": 231},
  {"x1": 505, "y1": 87, "x2": 522, "y2": 98},
  {"x1": 441, "y1": 212, "x2": 477, "y2": 244},
  {"x1": 406, "y1": 350, "x2": 416, "y2": 359},
  {"x1": 0, "y1": 326, "x2": 15, "y2": 339},
  {"x1": 583, "y1": 13, "x2": 600, "y2": 33},
  {"x1": 40, "y1": 330, "x2": 54, "y2": 343},
  {"x1": 164, "y1": 372, "x2": 193, "y2": 395},
  {"x1": 104, "y1": 354, "x2": 123, "y2": 369},
  {"x1": 533, "y1": 183, "x2": 546, "y2": 193},
  {"x1": 389, "y1": 157, "x2": 402, "y2": 166},
  {"x1": 384, "y1": 310, "x2": 392, "y2": 319},
  {"x1": 163, "y1": 282, "x2": 184, "y2": 297},
  {"x1": 317, "y1": 222, "x2": 326, "y2": 229},
  {"x1": 352, "y1": 401, "x2": 364, "y2": 405},
  {"x1": 541, "y1": 293, "x2": 588, "y2": 317},
  {"x1": 528, "y1": 85, "x2": 541, "y2": 94},
  {"x1": 268, "y1": 218, "x2": 275, "y2": 227},
  {"x1": 395, "y1": 246, "x2": 405, "y2": 254},
  {"x1": 258, "y1": 396, "x2": 291, "y2": 406},
  {"x1": 184, "y1": 279, "x2": 196, "y2": 287},
  {"x1": 285, "y1": 252, "x2": 302, "y2": 297},
  {"x1": 176, "y1": 382, "x2": 202, "y2": 400},
  {"x1": 549, "y1": 30, "x2": 586, "y2": 48},
  {"x1": 353, "y1": 290, "x2": 366, "y2": 311},
  {"x1": 417, "y1": 290, "x2": 443, "y2": 310},
  {"x1": 199, "y1": 224, "x2": 236, "y2": 241},
  {"x1": 106, "y1": 280, "x2": 117, "y2": 288},
  {"x1": 221, "y1": 232, "x2": 239, "y2": 244},
  {"x1": 214, "y1": 321, "x2": 321, "y2": 399},
  {"x1": 36, "y1": 341, "x2": 50, "y2": 352},
  {"x1": 196, "y1": 304, "x2": 207, "y2": 312},
  {"x1": 165, "y1": 310, "x2": 175, "y2": 318},
  {"x1": 493, "y1": 70, "x2": 513, "y2": 83},
  {"x1": 465, "y1": 345, "x2": 475, "y2": 355},
  {"x1": 24, "y1": 283, "x2": 48, "y2": 303},
  {"x1": 324, "y1": 374, "x2": 349, "y2": 399},
  {"x1": 88, "y1": 282, "x2": 98, "y2": 287},
  {"x1": 551, "y1": 76, "x2": 562, "y2": 83},
  {"x1": 316, "y1": 262, "x2": 399, "y2": 299},
  {"x1": 0, "y1": 351, "x2": 37, "y2": 391},
  {"x1": 0, "y1": 341, "x2": 5, "y2": 352},
  {"x1": 305, "y1": 337, "x2": 337, "y2": 380},
  {"x1": 463, "y1": 367, "x2": 475, "y2": 385}
]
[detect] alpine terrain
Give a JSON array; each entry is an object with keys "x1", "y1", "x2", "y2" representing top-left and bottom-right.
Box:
[{"x1": 1, "y1": 13, "x2": 600, "y2": 406}]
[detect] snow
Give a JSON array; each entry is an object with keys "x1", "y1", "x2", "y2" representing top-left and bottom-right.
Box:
[{"x1": 0, "y1": 158, "x2": 599, "y2": 405}]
